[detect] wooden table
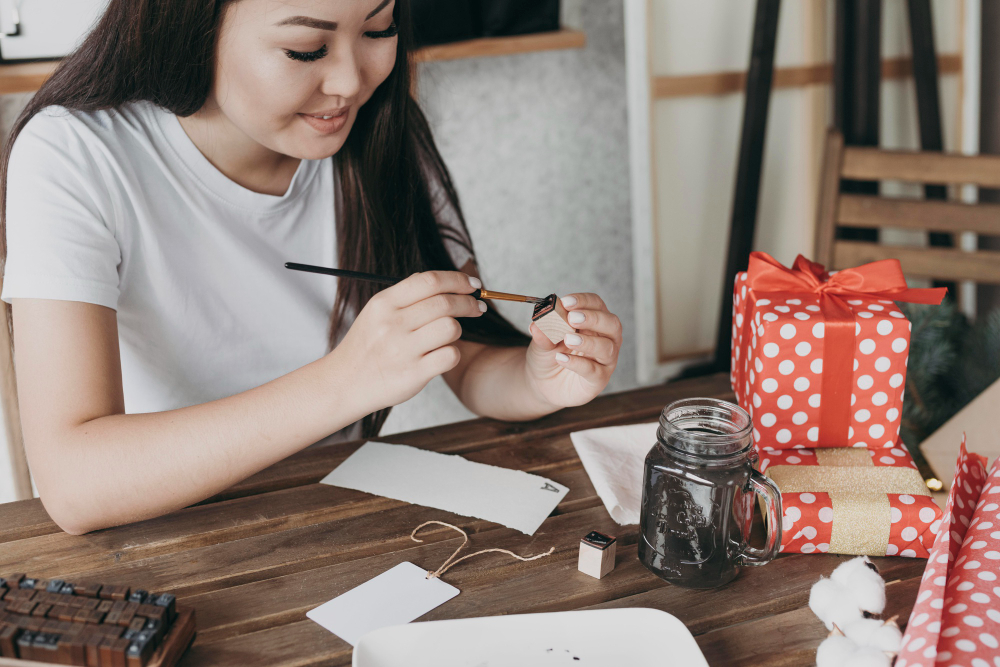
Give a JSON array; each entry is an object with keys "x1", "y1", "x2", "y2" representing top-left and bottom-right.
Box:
[{"x1": 0, "y1": 373, "x2": 925, "y2": 666}]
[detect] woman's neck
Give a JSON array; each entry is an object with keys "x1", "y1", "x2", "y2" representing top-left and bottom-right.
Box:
[{"x1": 177, "y1": 104, "x2": 302, "y2": 197}]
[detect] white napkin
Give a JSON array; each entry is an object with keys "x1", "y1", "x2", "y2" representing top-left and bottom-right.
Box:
[{"x1": 569, "y1": 422, "x2": 658, "y2": 525}]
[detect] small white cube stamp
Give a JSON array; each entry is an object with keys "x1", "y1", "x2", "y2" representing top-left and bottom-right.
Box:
[
  {"x1": 532, "y1": 294, "x2": 577, "y2": 345},
  {"x1": 578, "y1": 530, "x2": 616, "y2": 579}
]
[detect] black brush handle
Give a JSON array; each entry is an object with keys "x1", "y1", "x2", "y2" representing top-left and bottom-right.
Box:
[{"x1": 285, "y1": 262, "x2": 485, "y2": 299}]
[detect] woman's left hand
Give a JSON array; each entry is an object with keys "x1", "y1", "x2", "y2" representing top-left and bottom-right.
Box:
[{"x1": 525, "y1": 293, "x2": 621, "y2": 408}]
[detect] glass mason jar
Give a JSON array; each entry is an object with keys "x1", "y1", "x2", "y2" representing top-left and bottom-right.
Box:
[{"x1": 637, "y1": 398, "x2": 782, "y2": 589}]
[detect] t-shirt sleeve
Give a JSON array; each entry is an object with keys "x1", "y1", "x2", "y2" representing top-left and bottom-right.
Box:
[
  {"x1": 428, "y1": 175, "x2": 476, "y2": 272},
  {"x1": 1, "y1": 108, "x2": 121, "y2": 310}
]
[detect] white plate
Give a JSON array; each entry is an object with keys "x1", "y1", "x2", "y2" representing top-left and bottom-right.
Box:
[{"x1": 352, "y1": 607, "x2": 707, "y2": 667}]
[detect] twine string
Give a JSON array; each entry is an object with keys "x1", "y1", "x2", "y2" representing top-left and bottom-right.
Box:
[{"x1": 410, "y1": 520, "x2": 555, "y2": 580}]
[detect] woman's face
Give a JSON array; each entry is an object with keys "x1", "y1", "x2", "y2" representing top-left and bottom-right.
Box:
[{"x1": 211, "y1": 0, "x2": 398, "y2": 161}]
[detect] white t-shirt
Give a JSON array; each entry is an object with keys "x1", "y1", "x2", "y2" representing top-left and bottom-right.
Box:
[{"x1": 2, "y1": 102, "x2": 471, "y2": 441}]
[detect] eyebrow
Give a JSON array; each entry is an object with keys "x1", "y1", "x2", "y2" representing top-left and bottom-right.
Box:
[
  {"x1": 366, "y1": 0, "x2": 392, "y2": 20},
  {"x1": 276, "y1": 16, "x2": 338, "y2": 31}
]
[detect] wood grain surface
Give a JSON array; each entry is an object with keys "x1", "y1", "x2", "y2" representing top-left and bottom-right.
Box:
[{"x1": 0, "y1": 374, "x2": 926, "y2": 666}]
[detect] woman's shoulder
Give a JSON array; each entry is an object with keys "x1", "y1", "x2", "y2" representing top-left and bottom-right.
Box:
[{"x1": 19, "y1": 101, "x2": 163, "y2": 148}]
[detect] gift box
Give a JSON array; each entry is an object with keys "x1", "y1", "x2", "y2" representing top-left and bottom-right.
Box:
[
  {"x1": 897, "y1": 437, "x2": 1000, "y2": 667},
  {"x1": 731, "y1": 253, "x2": 946, "y2": 449},
  {"x1": 757, "y1": 442, "x2": 942, "y2": 557}
]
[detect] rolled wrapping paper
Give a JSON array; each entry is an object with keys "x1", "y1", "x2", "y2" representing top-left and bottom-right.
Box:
[
  {"x1": 759, "y1": 444, "x2": 941, "y2": 557},
  {"x1": 896, "y1": 439, "x2": 1000, "y2": 667},
  {"x1": 730, "y1": 252, "x2": 946, "y2": 449}
]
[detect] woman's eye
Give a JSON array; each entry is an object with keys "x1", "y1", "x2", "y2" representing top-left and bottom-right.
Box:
[
  {"x1": 284, "y1": 45, "x2": 328, "y2": 62},
  {"x1": 364, "y1": 22, "x2": 398, "y2": 39}
]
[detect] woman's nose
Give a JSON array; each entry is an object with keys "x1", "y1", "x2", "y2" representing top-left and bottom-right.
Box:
[{"x1": 320, "y1": 45, "x2": 362, "y2": 101}]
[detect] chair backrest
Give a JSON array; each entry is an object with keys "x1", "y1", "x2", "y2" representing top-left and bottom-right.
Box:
[
  {"x1": 1, "y1": 302, "x2": 31, "y2": 501},
  {"x1": 814, "y1": 129, "x2": 1000, "y2": 283}
]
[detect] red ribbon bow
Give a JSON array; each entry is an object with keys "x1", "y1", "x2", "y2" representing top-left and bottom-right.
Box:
[{"x1": 737, "y1": 252, "x2": 945, "y2": 446}]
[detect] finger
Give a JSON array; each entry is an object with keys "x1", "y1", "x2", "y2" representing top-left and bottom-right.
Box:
[
  {"x1": 422, "y1": 344, "x2": 462, "y2": 376},
  {"x1": 563, "y1": 332, "x2": 616, "y2": 366},
  {"x1": 554, "y1": 351, "x2": 603, "y2": 381},
  {"x1": 559, "y1": 293, "x2": 607, "y2": 313},
  {"x1": 529, "y1": 322, "x2": 559, "y2": 351},
  {"x1": 564, "y1": 309, "x2": 622, "y2": 344},
  {"x1": 406, "y1": 293, "x2": 485, "y2": 331},
  {"x1": 412, "y1": 316, "x2": 465, "y2": 354},
  {"x1": 387, "y1": 271, "x2": 481, "y2": 308}
]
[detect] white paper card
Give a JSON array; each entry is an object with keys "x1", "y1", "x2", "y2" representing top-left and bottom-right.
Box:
[
  {"x1": 569, "y1": 422, "x2": 658, "y2": 525},
  {"x1": 306, "y1": 561, "x2": 459, "y2": 646},
  {"x1": 320, "y1": 442, "x2": 569, "y2": 535}
]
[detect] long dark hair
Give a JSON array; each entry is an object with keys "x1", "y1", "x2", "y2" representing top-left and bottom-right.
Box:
[{"x1": 0, "y1": 0, "x2": 529, "y2": 437}]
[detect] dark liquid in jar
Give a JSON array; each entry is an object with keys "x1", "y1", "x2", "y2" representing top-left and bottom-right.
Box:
[{"x1": 637, "y1": 428, "x2": 754, "y2": 589}]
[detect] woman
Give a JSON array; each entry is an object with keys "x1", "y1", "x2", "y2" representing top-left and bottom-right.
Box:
[{"x1": 0, "y1": 0, "x2": 622, "y2": 534}]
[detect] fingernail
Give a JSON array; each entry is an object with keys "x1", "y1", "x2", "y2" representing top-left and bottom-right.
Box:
[
  {"x1": 477, "y1": 300, "x2": 487, "y2": 313},
  {"x1": 565, "y1": 333, "x2": 582, "y2": 346},
  {"x1": 468, "y1": 276, "x2": 482, "y2": 289},
  {"x1": 568, "y1": 311, "x2": 585, "y2": 325},
  {"x1": 561, "y1": 295, "x2": 577, "y2": 308},
  {"x1": 555, "y1": 352, "x2": 569, "y2": 363}
]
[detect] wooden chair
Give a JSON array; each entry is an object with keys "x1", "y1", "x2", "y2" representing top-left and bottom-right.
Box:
[
  {"x1": 1, "y1": 301, "x2": 31, "y2": 501},
  {"x1": 814, "y1": 129, "x2": 1000, "y2": 284}
]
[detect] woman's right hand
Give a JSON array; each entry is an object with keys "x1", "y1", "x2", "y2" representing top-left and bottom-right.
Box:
[{"x1": 331, "y1": 271, "x2": 486, "y2": 412}]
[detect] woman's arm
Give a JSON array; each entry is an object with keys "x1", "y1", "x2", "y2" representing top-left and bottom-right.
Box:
[{"x1": 13, "y1": 271, "x2": 484, "y2": 535}]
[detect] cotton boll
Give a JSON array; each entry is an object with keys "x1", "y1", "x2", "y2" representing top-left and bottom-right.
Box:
[
  {"x1": 842, "y1": 617, "x2": 902, "y2": 654},
  {"x1": 816, "y1": 635, "x2": 892, "y2": 667},
  {"x1": 810, "y1": 577, "x2": 864, "y2": 630},
  {"x1": 828, "y1": 556, "x2": 886, "y2": 615}
]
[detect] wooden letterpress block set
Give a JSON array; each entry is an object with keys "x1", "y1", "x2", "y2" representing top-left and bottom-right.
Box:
[
  {"x1": 577, "y1": 531, "x2": 616, "y2": 579},
  {"x1": 0, "y1": 573, "x2": 195, "y2": 666},
  {"x1": 531, "y1": 294, "x2": 576, "y2": 344}
]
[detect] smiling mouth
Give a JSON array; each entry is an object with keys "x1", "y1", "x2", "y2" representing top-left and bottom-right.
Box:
[{"x1": 302, "y1": 109, "x2": 349, "y2": 120}]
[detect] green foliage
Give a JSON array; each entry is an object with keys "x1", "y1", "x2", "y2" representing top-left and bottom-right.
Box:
[{"x1": 899, "y1": 299, "x2": 1000, "y2": 453}]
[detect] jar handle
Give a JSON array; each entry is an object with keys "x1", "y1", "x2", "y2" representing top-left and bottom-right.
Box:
[{"x1": 740, "y1": 470, "x2": 783, "y2": 566}]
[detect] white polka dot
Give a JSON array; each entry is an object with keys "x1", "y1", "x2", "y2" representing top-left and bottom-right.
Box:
[
  {"x1": 890, "y1": 373, "x2": 904, "y2": 388},
  {"x1": 874, "y1": 357, "x2": 891, "y2": 372},
  {"x1": 786, "y1": 455, "x2": 801, "y2": 463},
  {"x1": 901, "y1": 526, "x2": 918, "y2": 541},
  {"x1": 806, "y1": 305, "x2": 820, "y2": 312},
  {"x1": 752, "y1": 393, "x2": 762, "y2": 408},
  {"x1": 980, "y1": 634, "x2": 999, "y2": 650},
  {"x1": 855, "y1": 409, "x2": 871, "y2": 422},
  {"x1": 986, "y1": 551, "x2": 1000, "y2": 560},
  {"x1": 792, "y1": 412, "x2": 808, "y2": 425},
  {"x1": 808, "y1": 394, "x2": 820, "y2": 408},
  {"x1": 794, "y1": 377, "x2": 809, "y2": 391},
  {"x1": 886, "y1": 544, "x2": 899, "y2": 555},
  {"x1": 794, "y1": 312, "x2": 810, "y2": 321},
  {"x1": 901, "y1": 548, "x2": 916, "y2": 557},
  {"x1": 858, "y1": 375, "x2": 874, "y2": 390},
  {"x1": 753, "y1": 429, "x2": 760, "y2": 442},
  {"x1": 973, "y1": 593, "x2": 991, "y2": 603},
  {"x1": 763, "y1": 313, "x2": 778, "y2": 322},
  {"x1": 796, "y1": 526, "x2": 818, "y2": 540},
  {"x1": 800, "y1": 542, "x2": 816, "y2": 553},
  {"x1": 956, "y1": 639, "x2": 977, "y2": 652},
  {"x1": 775, "y1": 305, "x2": 790, "y2": 313},
  {"x1": 778, "y1": 360, "x2": 794, "y2": 375},
  {"x1": 872, "y1": 392, "x2": 888, "y2": 406},
  {"x1": 877, "y1": 320, "x2": 894, "y2": 335},
  {"x1": 761, "y1": 378, "x2": 778, "y2": 393},
  {"x1": 848, "y1": 427, "x2": 854, "y2": 438},
  {"x1": 810, "y1": 359, "x2": 822, "y2": 374},
  {"x1": 800, "y1": 493, "x2": 815, "y2": 504},
  {"x1": 819, "y1": 506, "x2": 833, "y2": 522},
  {"x1": 900, "y1": 495, "x2": 915, "y2": 505},
  {"x1": 919, "y1": 507, "x2": 936, "y2": 523},
  {"x1": 892, "y1": 338, "x2": 908, "y2": 353},
  {"x1": 966, "y1": 615, "x2": 985, "y2": 627},
  {"x1": 869, "y1": 424, "x2": 885, "y2": 438},
  {"x1": 859, "y1": 339, "x2": 876, "y2": 354},
  {"x1": 972, "y1": 541, "x2": 988, "y2": 549},
  {"x1": 776, "y1": 429, "x2": 791, "y2": 443},
  {"x1": 951, "y1": 604, "x2": 970, "y2": 613},
  {"x1": 785, "y1": 299, "x2": 800, "y2": 305},
  {"x1": 756, "y1": 299, "x2": 770, "y2": 306},
  {"x1": 847, "y1": 299, "x2": 862, "y2": 306},
  {"x1": 991, "y1": 609, "x2": 1000, "y2": 623},
  {"x1": 812, "y1": 323, "x2": 824, "y2": 338},
  {"x1": 807, "y1": 427, "x2": 818, "y2": 442},
  {"x1": 886, "y1": 408, "x2": 899, "y2": 422},
  {"x1": 959, "y1": 581, "x2": 976, "y2": 591},
  {"x1": 964, "y1": 560, "x2": 982, "y2": 569},
  {"x1": 780, "y1": 324, "x2": 796, "y2": 339},
  {"x1": 760, "y1": 413, "x2": 776, "y2": 427},
  {"x1": 763, "y1": 343, "x2": 780, "y2": 358},
  {"x1": 785, "y1": 506, "x2": 800, "y2": 522},
  {"x1": 776, "y1": 395, "x2": 793, "y2": 409},
  {"x1": 881, "y1": 456, "x2": 896, "y2": 464},
  {"x1": 858, "y1": 311, "x2": 873, "y2": 319},
  {"x1": 754, "y1": 358, "x2": 763, "y2": 373},
  {"x1": 891, "y1": 507, "x2": 902, "y2": 523},
  {"x1": 868, "y1": 304, "x2": 884, "y2": 311},
  {"x1": 795, "y1": 341, "x2": 811, "y2": 356}
]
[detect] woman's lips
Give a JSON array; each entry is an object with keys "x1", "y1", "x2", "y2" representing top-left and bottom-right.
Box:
[{"x1": 299, "y1": 108, "x2": 350, "y2": 134}]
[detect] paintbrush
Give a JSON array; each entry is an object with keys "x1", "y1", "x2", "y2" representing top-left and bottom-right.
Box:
[{"x1": 284, "y1": 263, "x2": 546, "y2": 304}]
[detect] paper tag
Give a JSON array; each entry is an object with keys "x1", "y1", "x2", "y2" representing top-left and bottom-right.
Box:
[
  {"x1": 320, "y1": 442, "x2": 569, "y2": 535},
  {"x1": 306, "y1": 562, "x2": 459, "y2": 646}
]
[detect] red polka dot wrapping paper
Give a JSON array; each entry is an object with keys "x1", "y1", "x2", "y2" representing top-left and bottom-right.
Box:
[
  {"x1": 731, "y1": 270, "x2": 912, "y2": 450},
  {"x1": 897, "y1": 439, "x2": 1000, "y2": 667},
  {"x1": 757, "y1": 443, "x2": 941, "y2": 557}
]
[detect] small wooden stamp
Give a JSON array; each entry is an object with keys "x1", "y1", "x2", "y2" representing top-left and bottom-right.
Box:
[
  {"x1": 578, "y1": 530, "x2": 616, "y2": 579},
  {"x1": 532, "y1": 294, "x2": 576, "y2": 345}
]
